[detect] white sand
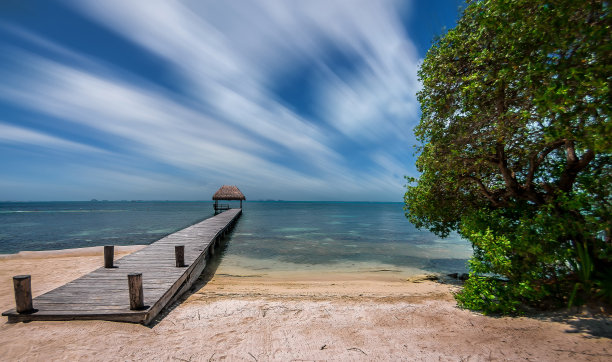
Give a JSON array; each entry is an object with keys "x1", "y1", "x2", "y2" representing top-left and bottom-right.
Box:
[{"x1": 0, "y1": 247, "x2": 610, "y2": 361}]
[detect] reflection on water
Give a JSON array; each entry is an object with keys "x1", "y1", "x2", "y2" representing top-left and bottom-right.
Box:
[{"x1": 0, "y1": 201, "x2": 472, "y2": 275}]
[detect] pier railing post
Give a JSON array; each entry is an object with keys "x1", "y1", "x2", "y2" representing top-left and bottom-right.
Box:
[
  {"x1": 128, "y1": 273, "x2": 144, "y2": 310},
  {"x1": 175, "y1": 245, "x2": 185, "y2": 267},
  {"x1": 104, "y1": 245, "x2": 114, "y2": 268},
  {"x1": 13, "y1": 275, "x2": 33, "y2": 313}
]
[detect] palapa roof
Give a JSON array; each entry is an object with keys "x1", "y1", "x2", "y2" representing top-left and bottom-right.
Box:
[{"x1": 212, "y1": 185, "x2": 246, "y2": 200}]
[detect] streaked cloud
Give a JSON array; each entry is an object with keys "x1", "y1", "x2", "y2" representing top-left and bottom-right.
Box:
[
  {"x1": 0, "y1": 122, "x2": 106, "y2": 154},
  {"x1": 0, "y1": 0, "x2": 428, "y2": 201}
]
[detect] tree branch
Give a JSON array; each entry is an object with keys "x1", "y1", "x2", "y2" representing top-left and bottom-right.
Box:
[
  {"x1": 462, "y1": 175, "x2": 501, "y2": 207},
  {"x1": 526, "y1": 139, "x2": 567, "y2": 189},
  {"x1": 496, "y1": 143, "x2": 520, "y2": 195},
  {"x1": 565, "y1": 140, "x2": 578, "y2": 165},
  {"x1": 558, "y1": 148, "x2": 595, "y2": 192}
]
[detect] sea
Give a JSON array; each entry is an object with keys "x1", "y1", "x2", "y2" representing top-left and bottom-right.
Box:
[{"x1": 0, "y1": 201, "x2": 472, "y2": 276}]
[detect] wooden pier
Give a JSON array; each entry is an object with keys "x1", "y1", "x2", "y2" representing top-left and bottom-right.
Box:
[{"x1": 2, "y1": 208, "x2": 242, "y2": 324}]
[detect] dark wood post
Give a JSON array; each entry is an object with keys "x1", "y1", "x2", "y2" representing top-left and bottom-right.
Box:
[
  {"x1": 104, "y1": 245, "x2": 114, "y2": 268},
  {"x1": 13, "y1": 275, "x2": 33, "y2": 313},
  {"x1": 128, "y1": 273, "x2": 144, "y2": 310},
  {"x1": 175, "y1": 245, "x2": 185, "y2": 267}
]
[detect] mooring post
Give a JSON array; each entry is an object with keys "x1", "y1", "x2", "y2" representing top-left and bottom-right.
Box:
[
  {"x1": 104, "y1": 245, "x2": 114, "y2": 268},
  {"x1": 128, "y1": 273, "x2": 144, "y2": 310},
  {"x1": 13, "y1": 275, "x2": 33, "y2": 313},
  {"x1": 175, "y1": 245, "x2": 185, "y2": 267}
]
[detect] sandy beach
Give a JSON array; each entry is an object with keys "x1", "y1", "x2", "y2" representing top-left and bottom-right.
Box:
[{"x1": 0, "y1": 247, "x2": 610, "y2": 361}]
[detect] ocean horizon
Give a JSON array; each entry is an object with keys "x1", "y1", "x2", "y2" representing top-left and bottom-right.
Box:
[{"x1": 0, "y1": 201, "x2": 472, "y2": 275}]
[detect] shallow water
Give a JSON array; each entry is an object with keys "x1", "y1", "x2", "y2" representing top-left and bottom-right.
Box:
[
  {"x1": 222, "y1": 202, "x2": 471, "y2": 275},
  {"x1": 0, "y1": 201, "x2": 472, "y2": 275}
]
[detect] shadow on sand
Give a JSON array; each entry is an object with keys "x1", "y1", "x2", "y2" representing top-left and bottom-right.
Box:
[
  {"x1": 149, "y1": 236, "x2": 611, "y2": 340},
  {"x1": 147, "y1": 233, "x2": 232, "y2": 327},
  {"x1": 434, "y1": 277, "x2": 612, "y2": 339},
  {"x1": 532, "y1": 307, "x2": 612, "y2": 339}
]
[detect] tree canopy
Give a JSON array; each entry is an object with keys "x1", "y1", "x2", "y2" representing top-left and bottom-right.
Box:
[{"x1": 405, "y1": 0, "x2": 611, "y2": 313}]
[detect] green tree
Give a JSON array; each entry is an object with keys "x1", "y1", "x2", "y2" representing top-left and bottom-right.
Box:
[{"x1": 405, "y1": 0, "x2": 611, "y2": 314}]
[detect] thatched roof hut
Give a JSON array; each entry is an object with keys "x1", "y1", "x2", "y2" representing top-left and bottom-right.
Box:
[
  {"x1": 212, "y1": 185, "x2": 246, "y2": 201},
  {"x1": 212, "y1": 185, "x2": 245, "y2": 213}
]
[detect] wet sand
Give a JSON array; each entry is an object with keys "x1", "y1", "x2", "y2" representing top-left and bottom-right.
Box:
[{"x1": 0, "y1": 247, "x2": 610, "y2": 361}]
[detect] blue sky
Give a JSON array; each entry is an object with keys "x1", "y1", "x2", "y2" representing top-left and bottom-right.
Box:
[{"x1": 0, "y1": 0, "x2": 463, "y2": 201}]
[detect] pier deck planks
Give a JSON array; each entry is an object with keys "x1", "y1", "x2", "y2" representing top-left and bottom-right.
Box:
[{"x1": 2, "y1": 208, "x2": 242, "y2": 324}]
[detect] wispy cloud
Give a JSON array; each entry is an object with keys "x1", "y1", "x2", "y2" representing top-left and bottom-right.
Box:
[
  {"x1": 0, "y1": 0, "x2": 422, "y2": 200},
  {"x1": 0, "y1": 122, "x2": 106, "y2": 154}
]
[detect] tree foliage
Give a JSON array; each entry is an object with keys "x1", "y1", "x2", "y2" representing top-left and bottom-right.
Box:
[{"x1": 405, "y1": 0, "x2": 611, "y2": 314}]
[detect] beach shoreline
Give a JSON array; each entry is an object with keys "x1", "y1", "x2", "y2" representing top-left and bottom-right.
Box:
[{"x1": 0, "y1": 246, "x2": 610, "y2": 360}]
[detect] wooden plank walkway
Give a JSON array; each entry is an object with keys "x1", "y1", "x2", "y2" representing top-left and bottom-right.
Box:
[{"x1": 2, "y1": 208, "x2": 242, "y2": 324}]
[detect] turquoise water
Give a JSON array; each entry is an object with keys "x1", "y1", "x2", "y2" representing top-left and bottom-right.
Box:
[
  {"x1": 0, "y1": 201, "x2": 214, "y2": 254},
  {"x1": 0, "y1": 201, "x2": 472, "y2": 274}
]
